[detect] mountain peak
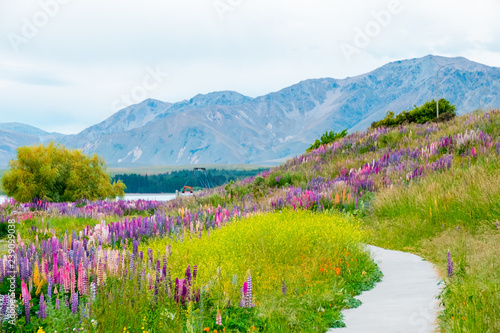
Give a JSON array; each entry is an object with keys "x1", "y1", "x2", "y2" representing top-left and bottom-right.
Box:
[
  {"x1": 4, "y1": 55, "x2": 500, "y2": 169},
  {"x1": 188, "y1": 91, "x2": 253, "y2": 107}
]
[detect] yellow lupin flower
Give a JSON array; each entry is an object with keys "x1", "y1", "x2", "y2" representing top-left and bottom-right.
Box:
[{"x1": 34, "y1": 262, "x2": 40, "y2": 286}]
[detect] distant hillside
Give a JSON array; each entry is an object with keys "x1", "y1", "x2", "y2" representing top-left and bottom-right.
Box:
[{"x1": 0, "y1": 123, "x2": 63, "y2": 168}]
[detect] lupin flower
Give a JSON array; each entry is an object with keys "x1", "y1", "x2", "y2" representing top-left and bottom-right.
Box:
[
  {"x1": 39, "y1": 293, "x2": 47, "y2": 319},
  {"x1": 216, "y1": 308, "x2": 222, "y2": 326},
  {"x1": 282, "y1": 280, "x2": 287, "y2": 295},
  {"x1": 90, "y1": 282, "x2": 97, "y2": 301},
  {"x1": 447, "y1": 251, "x2": 454, "y2": 277},
  {"x1": 0, "y1": 295, "x2": 9, "y2": 322},
  {"x1": 47, "y1": 277, "x2": 53, "y2": 300},
  {"x1": 245, "y1": 273, "x2": 253, "y2": 308},
  {"x1": 195, "y1": 288, "x2": 201, "y2": 303},
  {"x1": 185, "y1": 265, "x2": 192, "y2": 285},
  {"x1": 71, "y1": 292, "x2": 79, "y2": 314},
  {"x1": 21, "y1": 280, "x2": 31, "y2": 323},
  {"x1": 240, "y1": 281, "x2": 247, "y2": 307},
  {"x1": 77, "y1": 262, "x2": 84, "y2": 295}
]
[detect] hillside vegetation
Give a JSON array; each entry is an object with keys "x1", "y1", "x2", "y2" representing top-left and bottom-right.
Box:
[
  {"x1": 1, "y1": 109, "x2": 499, "y2": 332},
  {"x1": 170, "y1": 109, "x2": 500, "y2": 332}
]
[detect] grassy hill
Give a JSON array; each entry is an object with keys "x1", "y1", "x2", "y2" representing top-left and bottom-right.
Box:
[{"x1": 169, "y1": 109, "x2": 500, "y2": 331}]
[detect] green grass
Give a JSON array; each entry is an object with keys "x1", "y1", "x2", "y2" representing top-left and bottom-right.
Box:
[{"x1": 0, "y1": 216, "x2": 99, "y2": 248}]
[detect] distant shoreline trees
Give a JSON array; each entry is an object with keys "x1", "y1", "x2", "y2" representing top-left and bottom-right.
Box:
[
  {"x1": 1, "y1": 143, "x2": 125, "y2": 203},
  {"x1": 112, "y1": 168, "x2": 267, "y2": 194},
  {"x1": 371, "y1": 99, "x2": 456, "y2": 128}
]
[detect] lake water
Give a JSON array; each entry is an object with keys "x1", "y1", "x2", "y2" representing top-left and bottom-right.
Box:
[
  {"x1": 121, "y1": 193, "x2": 177, "y2": 201},
  {"x1": 0, "y1": 193, "x2": 177, "y2": 203}
]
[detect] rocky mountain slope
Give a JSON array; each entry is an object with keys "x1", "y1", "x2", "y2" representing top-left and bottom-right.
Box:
[{"x1": 2, "y1": 55, "x2": 500, "y2": 168}]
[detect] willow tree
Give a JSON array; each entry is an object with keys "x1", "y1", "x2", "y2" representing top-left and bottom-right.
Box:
[{"x1": 1, "y1": 143, "x2": 125, "y2": 203}]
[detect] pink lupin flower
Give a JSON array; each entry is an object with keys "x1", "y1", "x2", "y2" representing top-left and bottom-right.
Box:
[
  {"x1": 70, "y1": 263, "x2": 76, "y2": 294},
  {"x1": 77, "y1": 262, "x2": 83, "y2": 295},
  {"x1": 21, "y1": 280, "x2": 31, "y2": 323},
  {"x1": 216, "y1": 308, "x2": 222, "y2": 326}
]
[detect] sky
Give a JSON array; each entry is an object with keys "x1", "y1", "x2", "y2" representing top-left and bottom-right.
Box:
[{"x1": 1, "y1": 0, "x2": 499, "y2": 134}]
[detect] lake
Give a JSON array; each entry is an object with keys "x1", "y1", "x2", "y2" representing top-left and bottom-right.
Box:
[
  {"x1": 0, "y1": 193, "x2": 177, "y2": 202},
  {"x1": 121, "y1": 193, "x2": 177, "y2": 201}
]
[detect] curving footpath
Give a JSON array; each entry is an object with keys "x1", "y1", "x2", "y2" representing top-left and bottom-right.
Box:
[{"x1": 328, "y1": 245, "x2": 443, "y2": 333}]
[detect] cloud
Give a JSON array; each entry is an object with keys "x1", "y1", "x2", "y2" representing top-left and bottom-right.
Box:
[{"x1": 0, "y1": 0, "x2": 499, "y2": 134}]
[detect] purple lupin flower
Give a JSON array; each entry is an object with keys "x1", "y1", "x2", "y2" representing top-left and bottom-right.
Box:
[
  {"x1": 174, "y1": 278, "x2": 180, "y2": 303},
  {"x1": 193, "y1": 265, "x2": 198, "y2": 280},
  {"x1": 245, "y1": 274, "x2": 253, "y2": 308},
  {"x1": 90, "y1": 282, "x2": 97, "y2": 301},
  {"x1": 71, "y1": 292, "x2": 79, "y2": 314},
  {"x1": 133, "y1": 240, "x2": 139, "y2": 255},
  {"x1": 185, "y1": 265, "x2": 192, "y2": 285},
  {"x1": 39, "y1": 293, "x2": 47, "y2": 319},
  {"x1": 156, "y1": 260, "x2": 161, "y2": 280},
  {"x1": 195, "y1": 288, "x2": 201, "y2": 303},
  {"x1": 447, "y1": 251, "x2": 454, "y2": 277},
  {"x1": 148, "y1": 248, "x2": 153, "y2": 265},
  {"x1": 56, "y1": 297, "x2": 60, "y2": 310},
  {"x1": 181, "y1": 279, "x2": 189, "y2": 304},
  {"x1": 282, "y1": 280, "x2": 287, "y2": 295},
  {"x1": 0, "y1": 295, "x2": 9, "y2": 321},
  {"x1": 47, "y1": 277, "x2": 53, "y2": 300}
]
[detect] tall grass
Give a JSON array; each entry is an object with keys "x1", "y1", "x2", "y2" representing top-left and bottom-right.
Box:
[{"x1": 367, "y1": 152, "x2": 500, "y2": 331}]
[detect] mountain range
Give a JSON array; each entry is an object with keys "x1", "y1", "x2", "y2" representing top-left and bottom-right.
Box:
[{"x1": 1, "y1": 55, "x2": 500, "y2": 169}]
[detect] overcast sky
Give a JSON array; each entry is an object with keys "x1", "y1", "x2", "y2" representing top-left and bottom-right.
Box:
[{"x1": 1, "y1": 0, "x2": 499, "y2": 134}]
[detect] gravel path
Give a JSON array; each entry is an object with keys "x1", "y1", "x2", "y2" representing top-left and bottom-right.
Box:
[{"x1": 328, "y1": 245, "x2": 443, "y2": 333}]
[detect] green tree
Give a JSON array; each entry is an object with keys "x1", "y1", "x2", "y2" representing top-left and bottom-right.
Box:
[
  {"x1": 371, "y1": 99, "x2": 456, "y2": 128},
  {"x1": 307, "y1": 129, "x2": 348, "y2": 152},
  {"x1": 1, "y1": 143, "x2": 125, "y2": 202}
]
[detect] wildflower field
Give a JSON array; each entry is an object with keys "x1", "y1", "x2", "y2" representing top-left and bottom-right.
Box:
[{"x1": 1, "y1": 109, "x2": 500, "y2": 332}]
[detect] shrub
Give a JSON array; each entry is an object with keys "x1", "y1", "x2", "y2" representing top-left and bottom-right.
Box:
[
  {"x1": 371, "y1": 99, "x2": 456, "y2": 128},
  {"x1": 307, "y1": 129, "x2": 348, "y2": 152},
  {"x1": 1, "y1": 143, "x2": 125, "y2": 203}
]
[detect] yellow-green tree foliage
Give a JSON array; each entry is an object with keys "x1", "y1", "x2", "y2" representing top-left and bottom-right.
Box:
[{"x1": 1, "y1": 143, "x2": 125, "y2": 202}]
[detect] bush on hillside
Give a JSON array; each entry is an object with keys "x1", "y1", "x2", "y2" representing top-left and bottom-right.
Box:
[
  {"x1": 371, "y1": 99, "x2": 456, "y2": 128},
  {"x1": 307, "y1": 129, "x2": 348, "y2": 152},
  {"x1": 1, "y1": 143, "x2": 125, "y2": 203}
]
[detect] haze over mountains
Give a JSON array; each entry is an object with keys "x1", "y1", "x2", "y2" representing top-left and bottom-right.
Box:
[{"x1": 1, "y1": 55, "x2": 500, "y2": 169}]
